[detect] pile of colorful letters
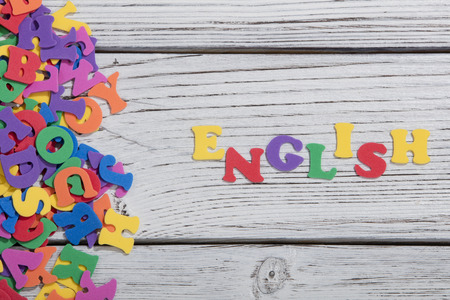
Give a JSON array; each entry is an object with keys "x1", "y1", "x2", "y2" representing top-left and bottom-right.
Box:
[{"x1": 0, "y1": 0, "x2": 139, "y2": 299}]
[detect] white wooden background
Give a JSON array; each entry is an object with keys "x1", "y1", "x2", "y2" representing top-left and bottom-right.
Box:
[{"x1": 19, "y1": 1, "x2": 450, "y2": 299}]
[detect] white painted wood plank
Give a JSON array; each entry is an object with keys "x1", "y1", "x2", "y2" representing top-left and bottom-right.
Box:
[
  {"x1": 41, "y1": 0, "x2": 450, "y2": 50},
  {"x1": 18, "y1": 244, "x2": 450, "y2": 299},
  {"x1": 65, "y1": 53, "x2": 450, "y2": 242}
]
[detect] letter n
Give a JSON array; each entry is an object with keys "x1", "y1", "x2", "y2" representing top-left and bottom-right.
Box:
[{"x1": 223, "y1": 147, "x2": 264, "y2": 183}]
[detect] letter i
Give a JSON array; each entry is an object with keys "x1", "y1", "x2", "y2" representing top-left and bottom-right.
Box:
[{"x1": 334, "y1": 123, "x2": 354, "y2": 158}]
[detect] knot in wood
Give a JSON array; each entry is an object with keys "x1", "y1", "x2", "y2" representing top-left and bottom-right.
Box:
[{"x1": 256, "y1": 257, "x2": 287, "y2": 294}]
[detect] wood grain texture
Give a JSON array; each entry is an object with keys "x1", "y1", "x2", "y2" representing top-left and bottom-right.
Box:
[
  {"x1": 19, "y1": 244, "x2": 450, "y2": 299},
  {"x1": 63, "y1": 53, "x2": 450, "y2": 243},
  {"x1": 42, "y1": 0, "x2": 450, "y2": 51}
]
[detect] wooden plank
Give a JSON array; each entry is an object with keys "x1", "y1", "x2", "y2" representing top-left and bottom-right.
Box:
[
  {"x1": 41, "y1": 0, "x2": 450, "y2": 51},
  {"x1": 18, "y1": 244, "x2": 450, "y2": 299},
  {"x1": 65, "y1": 53, "x2": 450, "y2": 243}
]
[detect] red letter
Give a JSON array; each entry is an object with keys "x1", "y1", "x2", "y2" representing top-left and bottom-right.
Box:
[
  {"x1": 4, "y1": 46, "x2": 40, "y2": 84},
  {"x1": 354, "y1": 143, "x2": 387, "y2": 178},
  {"x1": 223, "y1": 147, "x2": 264, "y2": 183}
]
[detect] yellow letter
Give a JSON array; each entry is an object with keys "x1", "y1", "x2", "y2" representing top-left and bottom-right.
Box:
[
  {"x1": 51, "y1": 1, "x2": 92, "y2": 35},
  {"x1": 12, "y1": 187, "x2": 51, "y2": 217},
  {"x1": 192, "y1": 125, "x2": 225, "y2": 160},
  {"x1": 334, "y1": 123, "x2": 354, "y2": 158},
  {"x1": 391, "y1": 129, "x2": 430, "y2": 164}
]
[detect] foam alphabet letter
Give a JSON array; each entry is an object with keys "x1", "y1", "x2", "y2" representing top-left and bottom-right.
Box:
[
  {"x1": 2, "y1": 248, "x2": 43, "y2": 289},
  {"x1": 334, "y1": 122, "x2": 354, "y2": 158},
  {"x1": 266, "y1": 135, "x2": 303, "y2": 171},
  {"x1": 98, "y1": 209, "x2": 140, "y2": 254},
  {"x1": 391, "y1": 129, "x2": 430, "y2": 164},
  {"x1": 12, "y1": 187, "x2": 51, "y2": 217},
  {"x1": 306, "y1": 143, "x2": 337, "y2": 180},
  {"x1": 51, "y1": 244, "x2": 98, "y2": 284},
  {"x1": 88, "y1": 72, "x2": 126, "y2": 114},
  {"x1": 98, "y1": 155, "x2": 133, "y2": 191},
  {"x1": 76, "y1": 270, "x2": 116, "y2": 300},
  {"x1": 0, "y1": 107, "x2": 31, "y2": 153},
  {"x1": 58, "y1": 59, "x2": 107, "y2": 96},
  {"x1": 51, "y1": 2, "x2": 92, "y2": 35},
  {"x1": 192, "y1": 126, "x2": 225, "y2": 160},
  {"x1": 53, "y1": 203, "x2": 102, "y2": 245},
  {"x1": 36, "y1": 126, "x2": 76, "y2": 165},
  {"x1": 0, "y1": 146, "x2": 40, "y2": 189},
  {"x1": 9, "y1": 0, "x2": 42, "y2": 15},
  {"x1": 24, "y1": 247, "x2": 58, "y2": 287},
  {"x1": 54, "y1": 167, "x2": 99, "y2": 207},
  {"x1": 354, "y1": 143, "x2": 387, "y2": 178},
  {"x1": 223, "y1": 147, "x2": 264, "y2": 183},
  {"x1": 4, "y1": 46, "x2": 41, "y2": 84}
]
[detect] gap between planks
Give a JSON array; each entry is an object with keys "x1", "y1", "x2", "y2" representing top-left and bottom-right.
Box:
[{"x1": 96, "y1": 47, "x2": 450, "y2": 55}]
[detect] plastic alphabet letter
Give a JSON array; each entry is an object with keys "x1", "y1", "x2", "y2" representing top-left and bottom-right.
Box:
[
  {"x1": 192, "y1": 126, "x2": 225, "y2": 160},
  {"x1": 223, "y1": 147, "x2": 264, "y2": 183},
  {"x1": 266, "y1": 135, "x2": 304, "y2": 171}
]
